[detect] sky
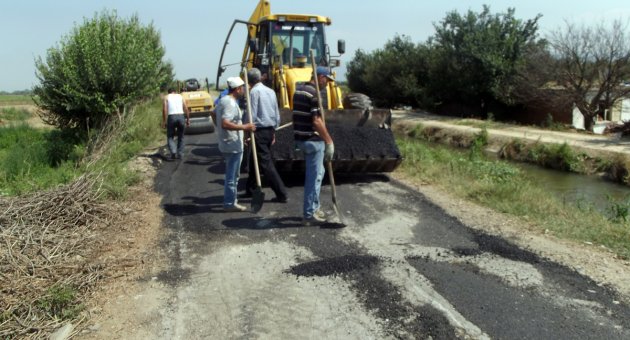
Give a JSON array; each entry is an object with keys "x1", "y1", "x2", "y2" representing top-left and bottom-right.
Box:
[{"x1": 1, "y1": 0, "x2": 630, "y2": 92}]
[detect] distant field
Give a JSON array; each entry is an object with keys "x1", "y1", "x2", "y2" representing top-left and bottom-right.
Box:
[
  {"x1": 0, "y1": 94, "x2": 34, "y2": 106},
  {"x1": 0, "y1": 107, "x2": 32, "y2": 121}
]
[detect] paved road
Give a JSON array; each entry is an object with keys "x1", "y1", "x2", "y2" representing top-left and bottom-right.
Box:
[{"x1": 122, "y1": 132, "x2": 630, "y2": 339}]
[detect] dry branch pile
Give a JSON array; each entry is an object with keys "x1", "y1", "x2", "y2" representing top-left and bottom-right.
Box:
[{"x1": 0, "y1": 174, "x2": 117, "y2": 338}]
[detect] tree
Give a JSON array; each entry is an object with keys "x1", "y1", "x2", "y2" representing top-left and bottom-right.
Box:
[
  {"x1": 33, "y1": 10, "x2": 174, "y2": 132},
  {"x1": 428, "y1": 5, "x2": 542, "y2": 111},
  {"x1": 346, "y1": 49, "x2": 371, "y2": 95},
  {"x1": 346, "y1": 35, "x2": 431, "y2": 107},
  {"x1": 548, "y1": 19, "x2": 630, "y2": 131}
]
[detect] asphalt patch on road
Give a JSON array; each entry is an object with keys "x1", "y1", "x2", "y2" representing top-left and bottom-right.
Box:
[
  {"x1": 472, "y1": 231, "x2": 541, "y2": 263},
  {"x1": 451, "y1": 228, "x2": 544, "y2": 263},
  {"x1": 287, "y1": 254, "x2": 379, "y2": 277},
  {"x1": 288, "y1": 255, "x2": 457, "y2": 339},
  {"x1": 448, "y1": 229, "x2": 630, "y2": 315},
  {"x1": 156, "y1": 267, "x2": 192, "y2": 287},
  {"x1": 349, "y1": 269, "x2": 456, "y2": 339},
  {"x1": 407, "y1": 257, "x2": 630, "y2": 339}
]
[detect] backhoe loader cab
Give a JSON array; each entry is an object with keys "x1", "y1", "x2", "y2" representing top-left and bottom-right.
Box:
[
  {"x1": 248, "y1": 15, "x2": 348, "y2": 109},
  {"x1": 217, "y1": 0, "x2": 402, "y2": 173}
]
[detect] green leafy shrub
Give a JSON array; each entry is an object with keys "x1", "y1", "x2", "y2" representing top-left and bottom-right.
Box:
[
  {"x1": 606, "y1": 195, "x2": 630, "y2": 223},
  {"x1": 0, "y1": 125, "x2": 84, "y2": 195},
  {"x1": 33, "y1": 9, "x2": 173, "y2": 132},
  {"x1": 45, "y1": 129, "x2": 85, "y2": 166},
  {"x1": 37, "y1": 285, "x2": 82, "y2": 320},
  {"x1": 469, "y1": 127, "x2": 489, "y2": 159}
]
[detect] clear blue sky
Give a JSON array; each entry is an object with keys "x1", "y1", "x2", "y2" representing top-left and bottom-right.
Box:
[{"x1": 1, "y1": 0, "x2": 629, "y2": 92}]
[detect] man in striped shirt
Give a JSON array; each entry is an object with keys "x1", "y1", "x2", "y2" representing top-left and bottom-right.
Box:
[{"x1": 292, "y1": 66, "x2": 335, "y2": 225}]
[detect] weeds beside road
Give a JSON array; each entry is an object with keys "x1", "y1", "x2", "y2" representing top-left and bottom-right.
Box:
[
  {"x1": 394, "y1": 110, "x2": 630, "y2": 186},
  {"x1": 0, "y1": 96, "x2": 165, "y2": 338},
  {"x1": 394, "y1": 123, "x2": 630, "y2": 260}
]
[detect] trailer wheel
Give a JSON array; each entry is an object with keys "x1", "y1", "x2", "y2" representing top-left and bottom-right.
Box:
[{"x1": 342, "y1": 92, "x2": 373, "y2": 110}]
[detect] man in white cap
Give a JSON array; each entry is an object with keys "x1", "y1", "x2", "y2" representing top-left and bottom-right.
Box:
[{"x1": 215, "y1": 76, "x2": 256, "y2": 212}]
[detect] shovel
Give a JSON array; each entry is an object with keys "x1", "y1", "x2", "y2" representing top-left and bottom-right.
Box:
[
  {"x1": 310, "y1": 50, "x2": 346, "y2": 228},
  {"x1": 243, "y1": 67, "x2": 265, "y2": 213}
]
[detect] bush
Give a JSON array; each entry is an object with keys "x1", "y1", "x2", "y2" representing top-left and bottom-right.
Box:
[
  {"x1": 37, "y1": 285, "x2": 82, "y2": 320},
  {"x1": 45, "y1": 129, "x2": 85, "y2": 166},
  {"x1": 33, "y1": 9, "x2": 173, "y2": 132},
  {"x1": 0, "y1": 125, "x2": 85, "y2": 195},
  {"x1": 0, "y1": 107, "x2": 32, "y2": 121}
]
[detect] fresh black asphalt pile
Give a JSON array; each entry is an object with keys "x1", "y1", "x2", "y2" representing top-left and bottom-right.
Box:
[
  {"x1": 287, "y1": 254, "x2": 379, "y2": 277},
  {"x1": 273, "y1": 125, "x2": 402, "y2": 172}
]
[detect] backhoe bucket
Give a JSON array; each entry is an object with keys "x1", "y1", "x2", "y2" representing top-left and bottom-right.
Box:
[{"x1": 274, "y1": 108, "x2": 402, "y2": 173}]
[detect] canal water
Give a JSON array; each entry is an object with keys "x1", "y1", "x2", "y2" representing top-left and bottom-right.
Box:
[{"x1": 515, "y1": 162, "x2": 630, "y2": 214}]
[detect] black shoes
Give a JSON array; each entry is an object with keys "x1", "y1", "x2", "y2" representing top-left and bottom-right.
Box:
[
  {"x1": 271, "y1": 196, "x2": 288, "y2": 203},
  {"x1": 240, "y1": 191, "x2": 287, "y2": 203}
]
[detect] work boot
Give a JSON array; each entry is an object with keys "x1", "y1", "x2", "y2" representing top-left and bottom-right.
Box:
[
  {"x1": 224, "y1": 203, "x2": 247, "y2": 212},
  {"x1": 313, "y1": 209, "x2": 326, "y2": 219},
  {"x1": 302, "y1": 213, "x2": 326, "y2": 226}
]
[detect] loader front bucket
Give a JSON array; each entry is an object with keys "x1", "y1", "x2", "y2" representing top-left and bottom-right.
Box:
[
  {"x1": 274, "y1": 108, "x2": 402, "y2": 173},
  {"x1": 279, "y1": 108, "x2": 392, "y2": 128}
]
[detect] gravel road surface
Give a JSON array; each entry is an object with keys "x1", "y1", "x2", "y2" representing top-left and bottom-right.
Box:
[{"x1": 90, "y1": 132, "x2": 630, "y2": 339}]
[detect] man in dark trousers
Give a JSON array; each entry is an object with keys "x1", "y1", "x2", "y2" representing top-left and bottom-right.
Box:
[
  {"x1": 162, "y1": 87, "x2": 190, "y2": 160},
  {"x1": 244, "y1": 68, "x2": 289, "y2": 203}
]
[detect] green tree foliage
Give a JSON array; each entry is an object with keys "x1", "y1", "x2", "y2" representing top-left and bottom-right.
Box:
[
  {"x1": 346, "y1": 35, "x2": 431, "y2": 107},
  {"x1": 33, "y1": 10, "x2": 174, "y2": 131},
  {"x1": 429, "y1": 5, "x2": 541, "y2": 107},
  {"x1": 346, "y1": 6, "x2": 542, "y2": 113}
]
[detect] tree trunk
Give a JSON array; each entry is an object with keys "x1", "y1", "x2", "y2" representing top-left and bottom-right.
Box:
[{"x1": 583, "y1": 112, "x2": 595, "y2": 131}]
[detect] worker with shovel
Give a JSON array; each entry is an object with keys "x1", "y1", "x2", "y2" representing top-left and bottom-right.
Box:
[
  {"x1": 215, "y1": 76, "x2": 256, "y2": 212},
  {"x1": 243, "y1": 68, "x2": 289, "y2": 204},
  {"x1": 292, "y1": 66, "x2": 335, "y2": 225}
]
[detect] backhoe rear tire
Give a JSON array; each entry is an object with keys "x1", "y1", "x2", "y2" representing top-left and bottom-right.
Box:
[{"x1": 342, "y1": 93, "x2": 373, "y2": 110}]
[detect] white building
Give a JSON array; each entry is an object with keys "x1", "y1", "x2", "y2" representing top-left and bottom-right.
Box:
[{"x1": 572, "y1": 97, "x2": 630, "y2": 134}]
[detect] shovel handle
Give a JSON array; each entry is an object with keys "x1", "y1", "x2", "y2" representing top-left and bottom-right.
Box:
[
  {"x1": 326, "y1": 161, "x2": 338, "y2": 204},
  {"x1": 242, "y1": 67, "x2": 262, "y2": 187}
]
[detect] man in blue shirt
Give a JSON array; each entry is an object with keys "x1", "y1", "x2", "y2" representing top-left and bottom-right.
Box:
[{"x1": 243, "y1": 68, "x2": 288, "y2": 203}]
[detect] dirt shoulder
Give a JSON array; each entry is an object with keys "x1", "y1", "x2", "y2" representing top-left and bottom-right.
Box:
[{"x1": 77, "y1": 151, "x2": 168, "y2": 338}]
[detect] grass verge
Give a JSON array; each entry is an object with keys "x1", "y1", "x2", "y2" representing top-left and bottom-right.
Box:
[
  {"x1": 84, "y1": 97, "x2": 164, "y2": 198},
  {"x1": 0, "y1": 97, "x2": 163, "y2": 197},
  {"x1": 0, "y1": 107, "x2": 32, "y2": 122},
  {"x1": 395, "y1": 125, "x2": 630, "y2": 260}
]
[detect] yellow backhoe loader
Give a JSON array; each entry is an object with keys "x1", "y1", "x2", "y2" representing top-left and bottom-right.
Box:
[{"x1": 217, "y1": 0, "x2": 401, "y2": 172}]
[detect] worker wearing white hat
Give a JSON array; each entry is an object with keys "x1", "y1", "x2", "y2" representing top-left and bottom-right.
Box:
[{"x1": 215, "y1": 76, "x2": 256, "y2": 212}]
